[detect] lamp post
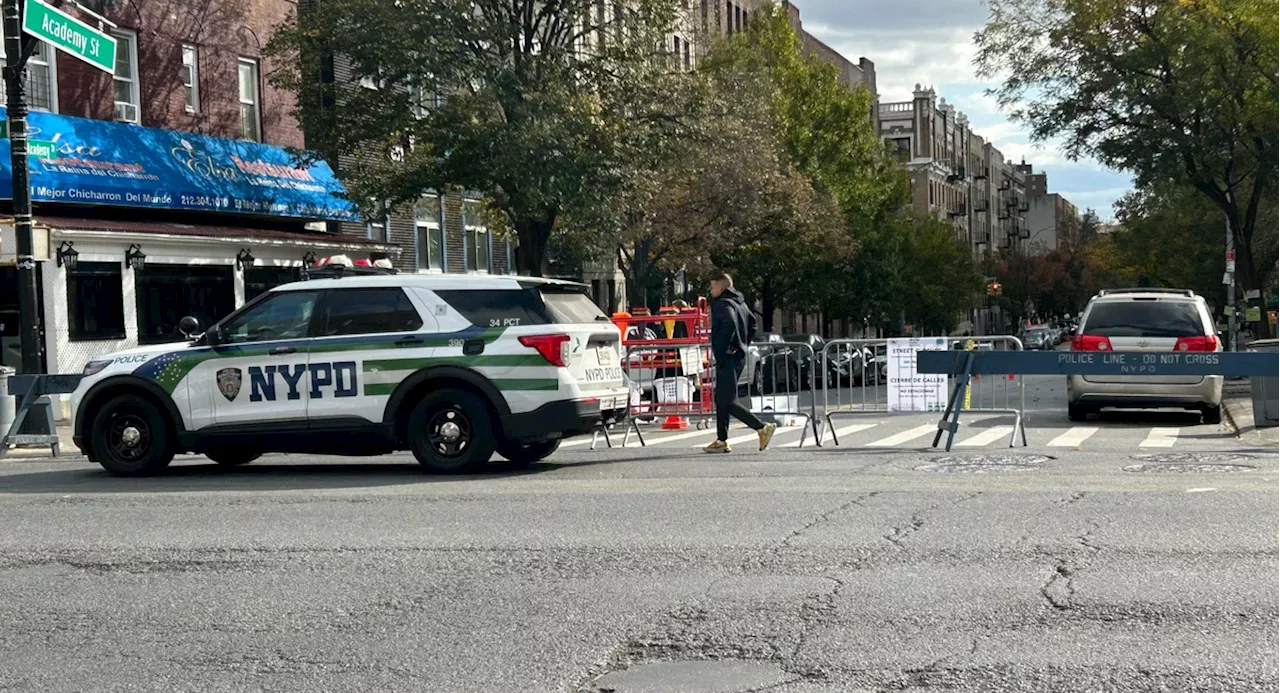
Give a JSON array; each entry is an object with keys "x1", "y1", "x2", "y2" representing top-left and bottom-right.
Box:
[{"x1": 4, "y1": 0, "x2": 41, "y2": 374}]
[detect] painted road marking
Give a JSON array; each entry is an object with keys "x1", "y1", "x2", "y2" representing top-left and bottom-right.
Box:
[
  {"x1": 1047, "y1": 427, "x2": 1099, "y2": 447},
  {"x1": 791, "y1": 422, "x2": 880, "y2": 447},
  {"x1": 955, "y1": 426, "x2": 1015, "y2": 447},
  {"x1": 867, "y1": 424, "x2": 937, "y2": 447},
  {"x1": 1139, "y1": 428, "x2": 1179, "y2": 448}
]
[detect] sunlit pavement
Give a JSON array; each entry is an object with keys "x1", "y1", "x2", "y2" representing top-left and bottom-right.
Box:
[{"x1": 0, "y1": 377, "x2": 1275, "y2": 692}]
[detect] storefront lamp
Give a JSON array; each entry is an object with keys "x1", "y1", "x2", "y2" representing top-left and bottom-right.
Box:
[
  {"x1": 236, "y1": 248, "x2": 255, "y2": 271},
  {"x1": 55, "y1": 241, "x2": 78, "y2": 270},
  {"x1": 125, "y1": 244, "x2": 146, "y2": 271}
]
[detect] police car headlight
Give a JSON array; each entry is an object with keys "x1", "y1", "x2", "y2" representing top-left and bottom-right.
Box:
[{"x1": 82, "y1": 359, "x2": 112, "y2": 377}]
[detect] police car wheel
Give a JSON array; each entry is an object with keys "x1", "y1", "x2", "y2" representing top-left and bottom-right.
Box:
[
  {"x1": 496, "y1": 438, "x2": 560, "y2": 467},
  {"x1": 90, "y1": 394, "x2": 175, "y2": 477},
  {"x1": 204, "y1": 448, "x2": 262, "y2": 467},
  {"x1": 407, "y1": 389, "x2": 495, "y2": 473}
]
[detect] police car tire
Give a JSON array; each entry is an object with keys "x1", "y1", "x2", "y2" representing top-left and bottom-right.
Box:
[
  {"x1": 90, "y1": 394, "x2": 175, "y2": 477},
  {"x1": 407, "y1": 389, "x2": 495, "y2": 473},
  {"x1": 496, "y1": 438, "x2": 560, "y2": 467},
  {"x1": 204, "y1": 448, "x2": 262, "y2": 467}
]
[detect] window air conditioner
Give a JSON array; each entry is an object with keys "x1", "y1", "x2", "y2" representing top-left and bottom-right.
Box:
[{"x1": 114, "y1": 102, "x2": 139, "y2": 123}]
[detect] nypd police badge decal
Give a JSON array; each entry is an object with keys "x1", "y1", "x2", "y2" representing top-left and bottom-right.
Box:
[{"x1": 217, "y1": 367, "x2": 242, "y2": 402}]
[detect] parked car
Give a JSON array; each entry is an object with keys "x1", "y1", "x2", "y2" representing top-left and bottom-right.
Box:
[
  {"x1": 1067, "y1": 288, "x2": 1223, "y2": 422},
  {"x1": 781, "y1": 333, "x2": 840, "y2": 388},
  {"x1": 1024, "y1": 327, "x2": 1053, "y2": 350}
]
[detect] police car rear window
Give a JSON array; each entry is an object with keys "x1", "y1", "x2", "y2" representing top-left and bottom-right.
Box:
[
  {"x1": 541, "y1": 287, "x2": 608, "y2": 324},
  {"x1": 436, "y1": 289, "x2": 552, "y2": 328}
]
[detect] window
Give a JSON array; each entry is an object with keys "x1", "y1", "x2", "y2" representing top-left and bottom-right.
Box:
[
  {"x1": 112, "y1": 29, "x2": 139, "y2": 123},
  {"x1": 67, "y1": 262, "x2": 125, "y2": 341},
  {"x1": 462, "y1": 199, "x2": 490, "y2": 272},
  {"x1": 725, "y1": 1, "x2": 732, "y2": 34},
  {"x1": 135, "y1": 265, "x2": 234, "y2": 344},
  {"x1": 319, "y1": 288, "x2": 422, "y2": 336},
  {"x1": 181, "y1": 44, "x2": 199, "y2": 113},
  {"x1": 219, "y1": 290, "x2": 317, "y2": 344},
  {"x1": 1082, "y1": 301, "x2": 1205, "y2": 338},
  {"x1": 683, "y1": 38, "x2": 691, "y2": 70},
  {"x1": 366, "y1": 199, "x2": 389, "y2": 242},
  {"x1": 409, "y1": 78, "x2": 441, "y2": 118},
  {"x1": 434, "y1": 289, "x2": 551, "y2": 327},
  {"x1": 244, "y1": 266, "x2": 301, "y2": 301},
  {"x1": 238, "y1": 58, "x2": 261, "y2": 141},
  {"x1": 542, "y1": 287, "x2": 608, "y2": 323},
  {"x1": 415, "y1": 195, "x2": 445, "y2": 271},
  {"x1": 0, "y1": 28, "x2": 56, "y2": 112}
]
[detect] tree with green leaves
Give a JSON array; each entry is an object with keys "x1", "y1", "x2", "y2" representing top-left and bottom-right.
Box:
[
  {"x1": 896, "y1": 214, "x2": 985, "y2": 334},
  {"x1": 697, "y1": 3, "x2": 908, "y2": 329},
  {"x1": 267, "y1": 0, "x2": 693, "y2": 275},
  {"x1": 976, "y1": 0, "x2": 1278, "y2": 336}
]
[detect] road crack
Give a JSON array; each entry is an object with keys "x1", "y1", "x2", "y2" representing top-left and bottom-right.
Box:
[{"x1": 778, "y1": 492, "x2": 878, "y2": 548}]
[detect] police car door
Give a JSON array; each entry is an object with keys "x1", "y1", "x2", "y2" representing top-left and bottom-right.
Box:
[
  {"x1": 195, "y1": 289, "x2": 319, "y2": 427},
  {"x1": 306, "y1": 286, "x2": 432, "y2": 425}
]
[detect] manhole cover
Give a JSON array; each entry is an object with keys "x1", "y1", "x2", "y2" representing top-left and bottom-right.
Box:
[
  {"x1": 1123, "y1": 463, "x2": 1256, "y2": 474},
  {"x1": 1130, "y1": 453, "x2": 1260, "y2": 465},
  {"x1": 915, "y1": 454, "x2": 1052, "y2": 473}
]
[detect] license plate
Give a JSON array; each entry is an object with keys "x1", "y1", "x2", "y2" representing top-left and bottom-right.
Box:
[
  {"x1": 595, "y1": 346, "x2": 616, "y2": 366},
  {"x1": 582, "y1": 366, "x2": 623, "y2": 382}
]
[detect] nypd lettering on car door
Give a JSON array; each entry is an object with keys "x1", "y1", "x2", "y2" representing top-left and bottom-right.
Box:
[{"x1": 213, "y1": 361, "x2": 361, "y2": 402}]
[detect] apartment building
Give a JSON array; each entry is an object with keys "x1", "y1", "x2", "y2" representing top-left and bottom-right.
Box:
[
  {"x1": 0, "y1": 0, "x2": 390, "y2": 395},
  {"x1": 878, "y1": 85, "x2": 1033, "y2": 260}
]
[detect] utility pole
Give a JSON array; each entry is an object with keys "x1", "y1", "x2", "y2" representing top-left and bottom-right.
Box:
[
  {"x1": 1226, "y1": 215, "x2": 1237, "y2": 352},
  {"x1": 3, "y1": 0, "x2": 41, "y2": 374}
]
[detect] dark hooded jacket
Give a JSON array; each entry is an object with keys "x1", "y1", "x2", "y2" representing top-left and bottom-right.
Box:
[{"x1": 710, "y1": 287, "x2": 756, "y2": 359}]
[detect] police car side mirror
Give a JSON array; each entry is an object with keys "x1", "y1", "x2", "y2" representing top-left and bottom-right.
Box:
[{"x1": 178, "y1": 316, "x2": 200, "y2": 338}]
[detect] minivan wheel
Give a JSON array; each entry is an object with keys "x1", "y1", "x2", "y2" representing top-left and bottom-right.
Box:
[
  {"x1": 1067, "y1": 403, "x2": 1090, "y2": 422},
  {"x1": 1201, "y1": 404, "x2": 1222, "y2": 425},
  {"x1": 90, "y1": 394, "x2": 175, "y2": 477},
  {"x1": 407, "y1": 389, "x2": 495, "y2": 473}
]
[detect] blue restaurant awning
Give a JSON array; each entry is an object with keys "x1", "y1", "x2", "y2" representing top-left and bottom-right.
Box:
[{"x1": 0, "y1": 108, "x2": 358, "y2": 222}]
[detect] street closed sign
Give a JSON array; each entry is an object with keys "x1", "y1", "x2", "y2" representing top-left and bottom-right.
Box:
[{"x1": 22, "y1": 0, "x2": 116, "y2": 74}]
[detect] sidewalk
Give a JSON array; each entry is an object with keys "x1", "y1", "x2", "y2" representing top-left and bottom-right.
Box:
[
  {"x1": 2, "y1": 422, "x2": 81, "y2": 460},
  {"x1": 1222, "y1": 379, "x2": 1279, "y2": 446}
]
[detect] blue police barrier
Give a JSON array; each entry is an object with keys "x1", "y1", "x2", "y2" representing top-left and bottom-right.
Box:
[
  {"x1": 916, "y1": 350, "x2": 1278, "y2": 377},
  {"x1": 915, "y1": 350, "x2": 1280, "y2": 450}
]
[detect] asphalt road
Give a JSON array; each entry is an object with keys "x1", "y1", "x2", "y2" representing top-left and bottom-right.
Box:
[{"x1": 0, "y1": 379, "x2": 1275, "y2": 692}]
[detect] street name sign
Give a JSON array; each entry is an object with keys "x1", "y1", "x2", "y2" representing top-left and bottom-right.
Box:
[
  {"x1": 22, "y1": 0, "x2": 116, "y2": 74},
  {"x1": 26, "y1": 140, "x2": 55, "y2": 158},
  {"x1": 917, "y1": 350, "x2": 1280, "y2": 378}
]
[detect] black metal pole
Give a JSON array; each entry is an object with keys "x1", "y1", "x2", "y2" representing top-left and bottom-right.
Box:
[{"x1": 4, "y1": 0, "x2": 41, "y2": 374}]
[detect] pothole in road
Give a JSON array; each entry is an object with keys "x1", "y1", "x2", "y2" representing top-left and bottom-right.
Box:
[
  {"x1": 588, "y1": 659, "x2": 793, "y2": 693},
  {"x1": 1123, "y1": 453, "x2": 1260, "y2": 473},
  {"x1": 915, "y1": 454, "x2": 1053, "y2": 473}
]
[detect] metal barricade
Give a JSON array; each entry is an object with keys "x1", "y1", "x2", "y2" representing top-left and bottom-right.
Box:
[
  {"x1": 819, "y1": 336, "x2": 1027, "y2": 448},
  {"x1": 744, "y1": 340, "x2": 822, "y2": 447}
]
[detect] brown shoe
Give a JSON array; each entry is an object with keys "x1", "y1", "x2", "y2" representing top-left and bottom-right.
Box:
[{"x1": 758, "y1": 423, "x2": 777, "y2": 451}]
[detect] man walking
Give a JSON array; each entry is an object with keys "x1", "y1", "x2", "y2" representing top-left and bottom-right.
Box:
[{"x1": 705, "y1": 271, "x2": 776, "y2": 453}]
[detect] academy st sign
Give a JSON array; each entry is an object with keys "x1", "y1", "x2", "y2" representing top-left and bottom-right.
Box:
[{"x1": 22, "y1": 0, "x2": 117, "y2": 74}]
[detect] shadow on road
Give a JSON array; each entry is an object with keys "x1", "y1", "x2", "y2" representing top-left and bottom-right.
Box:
[{"x1": 1026, "y1": 409, "x2": 1208, "y2": 429}]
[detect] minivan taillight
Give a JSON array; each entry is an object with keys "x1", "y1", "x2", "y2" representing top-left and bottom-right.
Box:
[
  {"x1": 1072, "y1": 335, "x2": 1112, "y2": 351},
  {"x1": 519, "y1": 334, "x2": 571, "y2": 367},
  {"x1": 1174, "y1": 335, "x2": 1218, "y2": 352}
]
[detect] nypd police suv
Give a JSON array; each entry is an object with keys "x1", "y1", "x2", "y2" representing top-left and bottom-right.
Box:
[{"x1": 69, "y1": 273, "x2": 629, "y2": 476}]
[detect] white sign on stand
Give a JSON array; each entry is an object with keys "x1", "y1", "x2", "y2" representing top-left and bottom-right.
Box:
[{"x1": 886, "y1": 337, "x2": 948, "y2": 412}]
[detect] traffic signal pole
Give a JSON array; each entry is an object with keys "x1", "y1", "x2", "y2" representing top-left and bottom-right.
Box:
[{"x1": 3, "y1": 0, "x2": 42, "y2": 374}]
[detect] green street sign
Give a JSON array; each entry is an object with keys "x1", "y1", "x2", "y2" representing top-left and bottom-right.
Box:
[
  {"x1": 22, "y1": 0, "x2": 116, "y2": 74},
  {"x1": 27, "y1": 140, "x2": 55, "y2": 159}
]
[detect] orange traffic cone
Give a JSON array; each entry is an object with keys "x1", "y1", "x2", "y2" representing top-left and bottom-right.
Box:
[{"x1": 661, "y1": 415, "x2": 689, "y2": 430}]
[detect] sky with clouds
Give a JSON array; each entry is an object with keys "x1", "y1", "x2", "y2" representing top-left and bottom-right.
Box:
[{"x1": 792, "y1": 0, "x2": 1132, "y2": 219}]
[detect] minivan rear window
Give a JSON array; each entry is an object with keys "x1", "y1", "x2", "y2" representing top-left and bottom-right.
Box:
[{"x1": 1082, "y1": 300, "x2": 1203, "y2": 337}]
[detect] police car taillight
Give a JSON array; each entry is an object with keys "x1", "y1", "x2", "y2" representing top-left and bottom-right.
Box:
[{"x1": 519, "y1": 334, "x2": 571, "y2": 367}]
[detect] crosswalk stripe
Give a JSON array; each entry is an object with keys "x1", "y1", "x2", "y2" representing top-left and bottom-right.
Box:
[
  {"x1": 1139, "y1": 428, "x2": 1179, "y2": 448},
  {"x1": 1048, "y1": 426, "x2": 1099, "y2": 447},
  {"x1": 809, "y1": 423, "x2": 880, "y2": 447},
  {"x1": 867, "y1": 424, "x2": 937, "y2": 447},
  {"x1": 954, "y1": 425, "x2": 1015, "y2": 447}
]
